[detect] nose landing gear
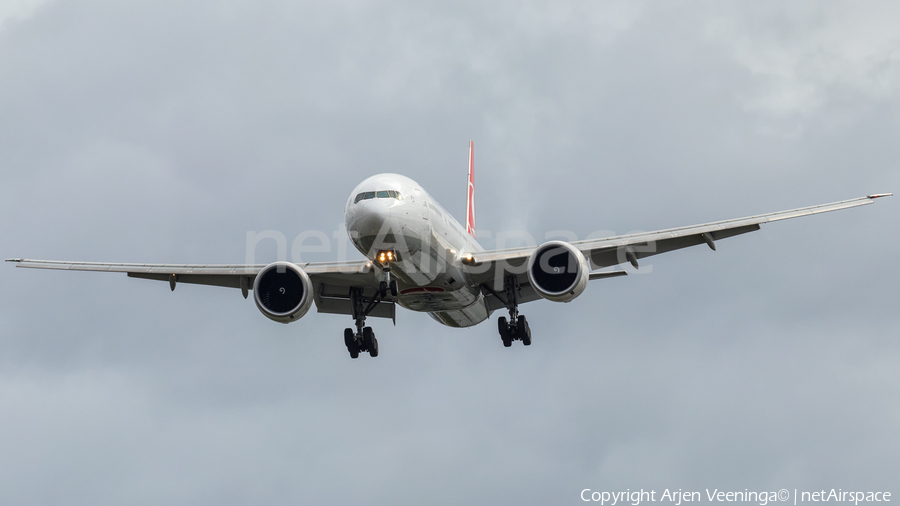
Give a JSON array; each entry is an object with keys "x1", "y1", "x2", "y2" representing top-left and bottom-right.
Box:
[{"x1": 379, "y1": 279, "x2": 399, "y2": 298}]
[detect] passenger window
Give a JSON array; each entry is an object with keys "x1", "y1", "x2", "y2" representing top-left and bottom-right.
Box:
[
  {"x1": 364, "y1": 192, "x2": 375, "y2": 200},
  {"x1": 354, "y1": 193, "x2": 365, "y2": 204},
  {"x1": 377, "y1": 191, "x2": 390, "y2": 198}
]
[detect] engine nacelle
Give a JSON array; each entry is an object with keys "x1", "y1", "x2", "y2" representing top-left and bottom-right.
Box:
[
  {"x1": 526, "y1": 241, "x2": 589, "y2": 303},
  {"x1": 253, "y1": 262, "x2": 313, "y2": 323}
]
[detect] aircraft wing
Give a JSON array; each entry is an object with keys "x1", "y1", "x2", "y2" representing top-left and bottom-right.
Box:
[
  {"x1": 468, "y1": 193, "x2": 892, "y2": 304},
  {"x1": 5, "y1": 257, "x2": 396, "y2": 320}
]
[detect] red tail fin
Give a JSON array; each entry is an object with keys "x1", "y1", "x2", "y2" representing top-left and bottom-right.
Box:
[{"x1": 466, "y1": 141, "x2": 475, "y2": 238}]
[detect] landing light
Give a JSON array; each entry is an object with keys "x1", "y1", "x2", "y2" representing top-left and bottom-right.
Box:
[{"x1": 376, "y1": 250, "x2": 396, "y2": 265}]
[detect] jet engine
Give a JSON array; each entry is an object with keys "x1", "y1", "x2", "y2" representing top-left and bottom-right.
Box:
[
  {"x1": 526, "y1": 241, "x2": 589, "y2": 303},
  {"x1": 253, "y1": 262, "x2": 313, "y2": 323}
]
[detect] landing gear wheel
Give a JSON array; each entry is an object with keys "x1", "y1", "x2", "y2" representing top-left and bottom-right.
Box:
[
  {"x1": 362, "y1": 326, "x2": 375, "y2": 350},
  {"x1": 344, "y1": 328, "x2": 359, "y2": 358},
  {"x1": 498, "y1": 316, "x2": 512, "y2": 347},
  {"x1": 517, "y1": 315, "x2": 531, "y2": 346},
  {"x1": 379, "y1": 281, "x2": 388, "y2": 298},
  {"x1": 361, "y1": 327, "x2": 379, "y2": 357},
  {"x1": 344, "y1": 328, "x2": 354, "y2": 348},
  {"x1": 389, "y1": 279, "x2": 398, "y2": 297}
]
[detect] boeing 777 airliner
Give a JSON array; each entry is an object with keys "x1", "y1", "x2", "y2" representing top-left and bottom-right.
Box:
[{"x1": 7, "y1": 143, "x2": 892, "y2": 358}]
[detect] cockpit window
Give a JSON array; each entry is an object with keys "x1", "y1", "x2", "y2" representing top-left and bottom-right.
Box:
[{"x1": 354, "y1": 190, "x2": 403, "y2": 203}]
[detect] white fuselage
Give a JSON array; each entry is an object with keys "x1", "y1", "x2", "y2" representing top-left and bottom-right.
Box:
[{"x1": 344, "y1": 173, "x2": 489, "y2": 327}]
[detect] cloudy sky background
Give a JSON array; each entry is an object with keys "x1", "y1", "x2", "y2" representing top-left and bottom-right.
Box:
[{"x1": 1, "y1": 1, "x2": 898, "y2": 504}]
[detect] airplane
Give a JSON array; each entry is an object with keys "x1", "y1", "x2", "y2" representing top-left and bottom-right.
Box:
[{"x1": 7, "y1": 142, "x2": 892, "y2": 358}]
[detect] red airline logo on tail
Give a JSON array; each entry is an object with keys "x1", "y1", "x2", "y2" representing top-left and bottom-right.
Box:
[{"x1": 466, "y1": 141, "x2": 475, "y2": 238}]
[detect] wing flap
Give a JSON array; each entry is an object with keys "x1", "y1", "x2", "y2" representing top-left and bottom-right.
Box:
[
  {"x1": 315, "y1": 296, "x2": 395, "y2": 319},
  {"x1": 480, "y1": 270, "x2": 625, "y2": 312},
  {"x1": 313, "y1": 283, "x2": 396, "y2": 320},
  {"x1": 127, "y1": 272, "x2": 249, "y2": 289}
]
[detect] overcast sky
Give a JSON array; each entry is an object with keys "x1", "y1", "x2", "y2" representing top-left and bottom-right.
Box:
[{"x1": 1, "y1": 1, "x2": 898, "y2": 504}]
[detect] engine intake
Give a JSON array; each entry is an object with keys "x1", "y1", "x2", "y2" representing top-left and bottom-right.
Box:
[
  {"x1": 526, "y1": 241, "x2": 589, "y2": 303},
  {"x1": 253, "y1": 262, "x2": 313, "y2": 323}
]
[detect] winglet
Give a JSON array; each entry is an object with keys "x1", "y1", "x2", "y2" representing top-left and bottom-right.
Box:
[
  {"x1": 6, "y1": 258, "x2": 22, "y2": 262},
  {"x1": 465, "y1": 141, "x2": 476, "y2": 238},
  {"x1": 867, "y1": 193, "x2": 892, "y2": 199}
]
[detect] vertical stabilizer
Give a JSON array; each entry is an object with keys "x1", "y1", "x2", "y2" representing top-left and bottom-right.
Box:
[{"x1": 466, "y1": 141, "x2": 475, "y2": 238}]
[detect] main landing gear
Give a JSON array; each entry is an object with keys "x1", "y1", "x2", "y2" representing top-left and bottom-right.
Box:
[
  {"x1": 345, "y1": 261, "x2": 397, "y2": 359},
  {"x1": 498, "y1": 314, "x2": 531, "y2": 347},
  {"x1": 344, "y1": 286, "x2": 389, "y2": 359},
  {"x1": 492, "y1": 274, "x2": 532, "y2": 347}
]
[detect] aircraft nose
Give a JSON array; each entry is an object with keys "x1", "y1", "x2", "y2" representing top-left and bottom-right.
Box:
[{"x1": 350, "y1": 199, "x2": 393, "y2": 237}]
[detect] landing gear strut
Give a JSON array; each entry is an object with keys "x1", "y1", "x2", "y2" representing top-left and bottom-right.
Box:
[
  {"x1": 490, "y1": 275, "x2": 532, "y2": 347},
  {"x1": 344, "y1": 286, "x2": 386, "y2": 358}
]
